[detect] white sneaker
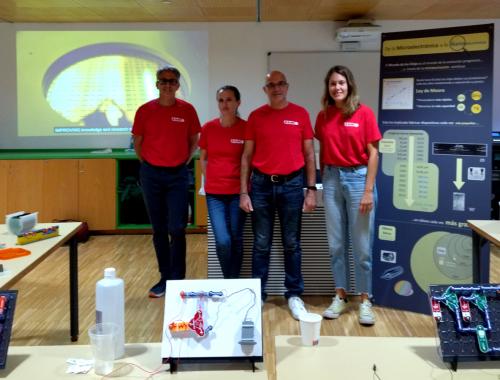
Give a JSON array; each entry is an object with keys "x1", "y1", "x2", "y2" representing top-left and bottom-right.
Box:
[
  {"x1": 359, "y1": 300, "x2": 375, "y2": 325},
  {"x1": 288, "y1": 296, "x2": 307, "y2": 320},
  {"x1": 323, "y1": 295, "x2": 347, "y2": 319}
]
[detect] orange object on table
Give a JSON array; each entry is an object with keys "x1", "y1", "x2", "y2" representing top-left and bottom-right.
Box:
[{"x1": 0, "y1": 248, "x2": 31, "y2": 260}]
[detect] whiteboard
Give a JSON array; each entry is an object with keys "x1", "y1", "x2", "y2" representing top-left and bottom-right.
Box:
[{"x1": 268, "y1": 51, "x2": 381, "y2": 123}]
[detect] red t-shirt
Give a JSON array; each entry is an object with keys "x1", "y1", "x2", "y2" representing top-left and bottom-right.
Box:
[
  {"x1": 199, "y1": 118, "x2": 246, "y2": 194},
  {"x1": 245, "y1": 102, "x2": 314, "y2": 175},
  {"x1": 315, "y1": 104, "x2": 381, "y2": 167},
  {"x1": 132, "y1": 98, "x2": 201, "y2": 167}
]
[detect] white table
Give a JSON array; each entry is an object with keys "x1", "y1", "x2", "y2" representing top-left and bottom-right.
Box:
[
  {"x1": 275, "y1": 335, "x2": 500, "y2": 379},
  {"x1": 0, "y1": 222, "x2": 82, "y2": 341},
  {"x1": 4, "y1": 343, "x2": 267, "y2": 379}
]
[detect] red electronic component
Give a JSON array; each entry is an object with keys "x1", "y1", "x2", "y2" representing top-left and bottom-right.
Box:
[
  {"x1": 431, "y1": 298, "x2": 442, "y2": 321},
  {"x1": 459, "y1": 297, "x2": 471, "y2": 322},
  {"x1": 188, "y1": 309, "x2": 206, "y2": 337},
  {"x1": 168, "y1": 321, "x2": 190, "y2": 332},
  {"x1": 168, "y1": 310, "x2": 207, "y2": 337},
  {"x1": 0, "y1": 295, "x2": 7, "y2": 321}
]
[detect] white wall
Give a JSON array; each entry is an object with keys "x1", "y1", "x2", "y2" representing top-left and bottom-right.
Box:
[{"x1": 0, "y1": 19, "x2": 498, "y2": 148}]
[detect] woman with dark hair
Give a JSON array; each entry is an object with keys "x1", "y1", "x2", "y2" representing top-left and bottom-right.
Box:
[
  {"x1": 199, "y1": 86, "x2": 246, "y2": 278},
  {"x1": 315, "y1": 65, "x2": 381, "y2": 325}
]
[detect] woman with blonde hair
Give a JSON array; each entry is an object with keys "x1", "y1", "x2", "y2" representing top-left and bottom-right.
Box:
[{"x1": 315, "y1": 65, "x2": 381, "y2": 325}]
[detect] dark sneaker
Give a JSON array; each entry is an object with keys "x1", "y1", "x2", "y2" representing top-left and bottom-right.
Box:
[{"x1": 149, "y1": 279, "x2": 166, "y2": 298}]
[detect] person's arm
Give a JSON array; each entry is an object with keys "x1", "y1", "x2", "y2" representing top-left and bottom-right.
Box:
[
  {"x1": 240, "y1": 140, "x2": 254, "y2": 213},
  {"x1": 318, "y1": 143, "x2": 324, "y2": 176},
  {"x1": 198, "y1": 148, "x2": 208, "y2": 195},
  {"x1": 133, "y1": 135, "x2": 144, "y2": 162},
  {"x1": 314, "y1": 111, "x2": 324, "y2": 176},
  {"x1": 303, "y1": 139, "x2": 317, "y2": 212},
  {"x1": 359, "y1": 141, "x2": 379, "y2": 214},
  {"x1": 199, "y1": 148, "x2": 207, "y2": 178},
  {"x1": 187, "y1": 133, "x2": 200, "y2": 164},
  {"x1": 187, "y1": 105, "x2": 202, "y2": 165}
]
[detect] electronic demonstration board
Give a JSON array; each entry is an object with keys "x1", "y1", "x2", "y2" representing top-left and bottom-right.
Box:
[{"x1": 430, "y1": 284, "x2": 500, "y2": 370}]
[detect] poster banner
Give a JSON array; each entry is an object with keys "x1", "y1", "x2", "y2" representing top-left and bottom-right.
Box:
[{"x1": 373, "y1": 24, "x2": 494, "y2": 314}]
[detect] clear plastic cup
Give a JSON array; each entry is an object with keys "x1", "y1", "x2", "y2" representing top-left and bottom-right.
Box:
[{"x1": 88, "y1": 322, "x2": 118, "y2": 375}]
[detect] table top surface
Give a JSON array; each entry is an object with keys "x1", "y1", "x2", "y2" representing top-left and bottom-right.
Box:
[
  {"x1": 5, "y1": 343, "x2": 267, "y2": 379},
  {"x1": 0, "y1": 222, "x2": 81, "y2": 289},
  {"x1": 468, "y1": 220, "x2": 500, "y2": 246},
  {"x1": 275, "y1": 335, "x2": 500, "y2": 380}
]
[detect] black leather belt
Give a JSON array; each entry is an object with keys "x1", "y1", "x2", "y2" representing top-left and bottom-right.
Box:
[{"x1": 254, "y1": 168, "x2": 303, "y2": 184}]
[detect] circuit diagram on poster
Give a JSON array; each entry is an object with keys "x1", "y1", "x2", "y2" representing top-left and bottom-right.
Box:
[{"x1": 382, "y1": 78, "x2": 414, "y2": 110}]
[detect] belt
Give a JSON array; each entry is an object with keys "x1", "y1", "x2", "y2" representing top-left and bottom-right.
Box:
[
  {"x1": 254, "y1": 168, "x2": 303, "y2": 184},
  {"x1": 143, "y1": 160, "x2": 185, "y2": 172}
]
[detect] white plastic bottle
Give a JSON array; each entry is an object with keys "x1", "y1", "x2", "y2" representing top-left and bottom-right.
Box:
[{"x1": 96, "y1": 267, "x2": 125, "y2": 358}]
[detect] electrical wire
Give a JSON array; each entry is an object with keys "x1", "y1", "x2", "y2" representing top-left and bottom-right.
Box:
[
  {"x1": 210, "y1": 288, "x2": 256, "y2": 329},
  {"x1": 100, "y1": 362, "x2": 168, "y2": 380}
]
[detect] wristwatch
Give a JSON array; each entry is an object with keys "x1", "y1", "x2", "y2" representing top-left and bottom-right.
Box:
[{"x1": 306, "y1": 185, "x2": 317, "y2": 191}]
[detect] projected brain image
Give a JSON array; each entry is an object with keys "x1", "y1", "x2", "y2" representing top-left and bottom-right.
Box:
[
  {"x1": 42, "y1": 43, "x2": 189, "y2": 135},
  {"x1": 16, "y1": 31, "x2": 208, "y2": 142}
]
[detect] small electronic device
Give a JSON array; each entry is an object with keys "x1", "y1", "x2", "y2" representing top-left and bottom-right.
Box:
[
  {"x1": 431, "y1": 298, "x2": 442, "y2": 322},
  {"x1": 476, "y1": 325, "x2": 489, "y2": 353},
  {"x1": 459, "y1": 297, "x2": 471, "y2": 322},
  {"x1": 239, "y1": 320, "x2": 256, "y2": 346}
]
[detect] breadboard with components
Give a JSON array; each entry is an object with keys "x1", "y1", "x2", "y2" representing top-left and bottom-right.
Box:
[
  {"x1": 430, "y1": 284, "x2": 500, "y2": 370},
  {"x1": 161, "y1": 279, "x2": 263, "y2": 372}
]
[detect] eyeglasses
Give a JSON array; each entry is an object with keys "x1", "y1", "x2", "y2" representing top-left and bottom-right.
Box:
[
  {"x1": 265, "y1": 81, "x2": 288, "y2": 89},
  {"x1": 157, "y1": 78, "x2": 179, "y2": 85}
]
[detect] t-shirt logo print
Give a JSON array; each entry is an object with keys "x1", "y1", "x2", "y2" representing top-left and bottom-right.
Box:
[
  {"x1": 230, "y1": 139, "x2": 244, "y2": 144},
  {"x1": 171, "y1": 116, "x2": 185, "y2": 123},
  {"x1": 344, "y1": 122, "x2": 359, "y2": 128},
  {"x1": 283, "y1": 120, "x2": 299, "y2": 126}
]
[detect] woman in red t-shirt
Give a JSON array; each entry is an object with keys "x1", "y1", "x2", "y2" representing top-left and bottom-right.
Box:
[
  {"x1": 315, "y1": 65, "x2": 381, "y2": 325},
  {"x1": 199, "y1": 86, "x2": 247, "y2": 278}
]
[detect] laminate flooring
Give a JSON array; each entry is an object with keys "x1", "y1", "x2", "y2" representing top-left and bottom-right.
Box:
[{"x1": 8, "y1": 234, "x2": 500, "y2": 379}]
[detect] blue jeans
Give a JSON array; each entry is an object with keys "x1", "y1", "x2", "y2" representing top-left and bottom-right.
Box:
[
  {"x1": 250, "y1": 170, "x2": 305, "y2": 299},
  {"x1": 322, "y1": 165, "x2": 377, "y2": 296},
  {"x1": 206, "y1": 194, "x2": 246, "y2": 278},
  {"x1": 139, "y1": 161, "x2": 188, "y2": 280}
]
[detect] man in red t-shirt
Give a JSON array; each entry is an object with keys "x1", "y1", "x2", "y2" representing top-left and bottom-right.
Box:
[
  {"x1": 132, "y1": 66, "x2": 201, "y2": 298},
  {"x1": 240, "y1": 70, "x2": 317, "y2": 320}
]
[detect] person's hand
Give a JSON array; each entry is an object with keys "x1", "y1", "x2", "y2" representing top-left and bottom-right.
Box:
[
  {"x1": 359, "y1": 191, "x2": 374, "y2": 214},
  {"x1": 303, "y1": 190, "x2": 317, "y2": 212},
  {"x1": 240, "y1": 193, "x2": 253, "y2": 213}
]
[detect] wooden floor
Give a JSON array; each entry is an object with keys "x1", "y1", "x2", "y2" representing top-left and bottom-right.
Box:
[{"x1": 8, "y1": 234, "x2": 500, "y2": 379}]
